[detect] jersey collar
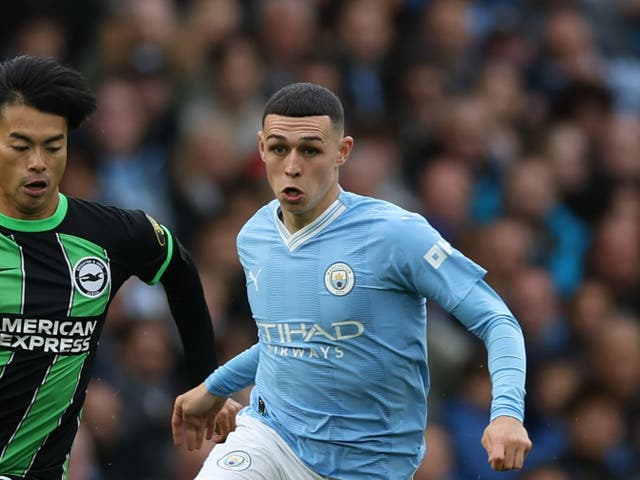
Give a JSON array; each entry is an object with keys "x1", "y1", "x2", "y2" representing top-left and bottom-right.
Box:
[
  {"x1": 275, "y1": 195, "x2": 347, "y2": 252},
  {"x1": 0, "y1": 193, "x2": 68, "y2": 232}
]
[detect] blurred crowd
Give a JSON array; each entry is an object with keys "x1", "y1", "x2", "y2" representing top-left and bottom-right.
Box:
[{"x1": 3, "y1": 0, "x2": 640, "y2": 479}]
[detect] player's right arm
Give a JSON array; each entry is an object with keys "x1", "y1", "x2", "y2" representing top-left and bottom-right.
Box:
[
  {"x1": 172, "y1": 343, "x2": 259, "y2": 449},
  {"x1": 172, "y1": 384, "x2": 242, "y2": 450}
]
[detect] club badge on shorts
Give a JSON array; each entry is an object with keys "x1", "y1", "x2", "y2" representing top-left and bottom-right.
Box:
[
  {"x1": 324, "y1": 262, "x2": 355, "y2": 296},
  {"x1": 217, "y1": 450, "x2": 252, "y2": 471}
]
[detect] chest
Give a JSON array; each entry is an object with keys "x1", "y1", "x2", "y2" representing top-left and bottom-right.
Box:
[
  {"x1": 0, "y1": 231, "x2": 113, "y2": 317},
  {"x1": 242, "y1": 233, "x2": 374, "y2": 325}
]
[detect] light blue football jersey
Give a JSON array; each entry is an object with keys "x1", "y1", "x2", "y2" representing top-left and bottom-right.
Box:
[{"x1": 207, "y1": 190, "x2": 525, "y2": 479}]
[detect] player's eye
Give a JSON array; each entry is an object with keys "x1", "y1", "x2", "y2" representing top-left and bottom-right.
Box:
[
  {"x1": 46, "y1": 146, "x2": 62, "y2": 153},
  {"x1": 11, "y1": 145, "x2": 28, "y2": 152},
  {"x1": 303, "y1": 147, "x2": 319, "y2": 156},
  {"x1": 271, "y1": 145, "x2": 288, "y2": 155}
]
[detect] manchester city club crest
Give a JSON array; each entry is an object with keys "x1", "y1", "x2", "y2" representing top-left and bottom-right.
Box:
[
  {"x1": 324, "y1": 262, "x2": 355, "y2": 296},
  {"x1": 217, "y1": 450, "x2": 252, "y2": 471}
]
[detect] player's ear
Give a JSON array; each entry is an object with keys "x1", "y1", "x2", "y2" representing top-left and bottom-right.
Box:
[
  {"x1": 257, "y1": 131, "x2": 266, "y2": 162},
  {"x1": 336, "y1": 136, "x2": 354, "y2": 167}
]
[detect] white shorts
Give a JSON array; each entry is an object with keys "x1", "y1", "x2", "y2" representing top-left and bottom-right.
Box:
[{"x1": 194, "y1": 413, "x2": 331, "y2": 480}]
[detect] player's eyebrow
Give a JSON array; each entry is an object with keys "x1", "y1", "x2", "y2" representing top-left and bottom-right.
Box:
[
  {"x1": 266, "y1": 133, "x2": 324, "y2": 143},
  {"x1": 9, "y1": 132, "x2": 65, "y2": 144}
]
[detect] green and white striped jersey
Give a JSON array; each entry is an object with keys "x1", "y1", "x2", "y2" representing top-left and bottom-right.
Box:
[{"x1": 0, "y1": 193, "x2": 214, "y2": 480}]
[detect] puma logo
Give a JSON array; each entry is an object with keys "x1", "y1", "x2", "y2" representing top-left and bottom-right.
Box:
[{"x1": 248, "y1": 269, "x2": 262, "y2": 292}]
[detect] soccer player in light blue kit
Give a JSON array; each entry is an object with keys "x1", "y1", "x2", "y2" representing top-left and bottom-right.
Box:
[{"x1": 171, "y1": 83, "x2": 532, "y2": 479}]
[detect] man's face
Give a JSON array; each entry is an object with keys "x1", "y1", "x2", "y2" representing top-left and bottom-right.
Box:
[
  {"x1": 258, "y1": 114, "x2": 353, "y2": 232},
  {"x1": 0, "y1": 103, "x2": 68, "y2": 219}
]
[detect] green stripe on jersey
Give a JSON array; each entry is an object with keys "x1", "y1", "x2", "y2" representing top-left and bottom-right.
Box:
[
  {"x1": 0, "y1": 353, "x2": 87, "y2": 475},
  {"x1": 58, "y1": 234, "x2": 111, "y2": 317},
  {"x1": 149, "y1": 225, "x2": 174, "y2": 285},
  {"x1": 0, "y1": 350, "x2": 13, "y2": 379},
  {"x1": 0, "y1": 234, "x2": 24, "y2": 314}
]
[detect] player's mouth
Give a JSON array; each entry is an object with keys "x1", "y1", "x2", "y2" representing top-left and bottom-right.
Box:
[
  {"x1": 281, "y1": 186, "x2": 304, "y2": 202},
  {"x1": 22, "y1": 179, "x2": 49, "y2": 197}
]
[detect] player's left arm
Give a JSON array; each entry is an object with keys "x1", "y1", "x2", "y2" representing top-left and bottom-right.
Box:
[
  {"x1": 118, "y1": 211, "x2": 236, "y2": 440},
  {"x1": 450, "y1": 280, "x2": 532, "y2": 471},
  {"x1": 480, "y1": 414, "x2": 532, "y2": 471},
  {"x1": 152, "y1": 225, "x2": 244, "y2": 442},
  {"x1": 131, "y1": 210, "x2": 217, "y2": 387},
  {"x1": 125, "y1": 212, "x2": 217, "y2": 386},
  {"x1": 158, "y1": 234, "x2": 217, "y2": 386},
  {"x1": 382, "y1": 212, "x2": 531, "y2": 470}
]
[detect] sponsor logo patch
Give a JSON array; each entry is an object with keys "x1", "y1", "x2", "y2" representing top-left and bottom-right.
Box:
[
  {"x1": 146, "y1": 214, "x2": 167, "y2": 247},
  {"x1": 73, "y1": 257, "x2": 109, "y2": 297},
  {"x1": 423, "y1": 239, "x2": 453, "y2": 269},
  {"x1": 324, "y1": 262, "x2": 355, "y2": 296},
  {"x1": 217, "y1": 450, "x2": 252, "y2": 471}
]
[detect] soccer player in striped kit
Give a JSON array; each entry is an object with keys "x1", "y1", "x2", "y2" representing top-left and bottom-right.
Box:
[{"x1": 0, "y1": 55, "x2": 240, "y2": 479}]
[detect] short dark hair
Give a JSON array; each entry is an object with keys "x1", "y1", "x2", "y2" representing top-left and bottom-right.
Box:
[
  {"x1": 0, "y1": 55, "x2": 96, "y2": 130},
  {"x1": 262, "y1": 82, "x2": 345, "y2": 133}
]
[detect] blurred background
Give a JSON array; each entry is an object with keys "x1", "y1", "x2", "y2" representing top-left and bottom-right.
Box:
[{"x1": 3, "y1": 0, "x2": 640, "y2": 478}]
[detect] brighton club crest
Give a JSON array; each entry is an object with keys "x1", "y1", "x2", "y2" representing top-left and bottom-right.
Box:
[
  {"x1": 73, "y1": 257, "x2": 110, "y2": 298},
  {"x1": 324, "y1": 262, "x2": 355, "y2": 296}
]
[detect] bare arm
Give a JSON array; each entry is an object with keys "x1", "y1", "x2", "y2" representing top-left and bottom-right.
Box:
[{"x1": 172, "y1": 383, "x2": 242, "y2": 450}]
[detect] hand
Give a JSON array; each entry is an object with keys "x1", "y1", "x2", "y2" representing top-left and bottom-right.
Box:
[
  {"x1": 212, "y1": 397, "x2": 243, "y2": 442},
  {"x1": 481, "y1": 415, "x2": 532, "y2": 471},
  {"x1": 172, "y1": 383, "x2": 241, "y2": 450}
]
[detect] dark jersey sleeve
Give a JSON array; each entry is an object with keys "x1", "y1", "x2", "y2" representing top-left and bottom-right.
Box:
[
  {"x1": 119, "y1": 211, "x2": 175, "y2": 284},
  {"x1": 159, "y1": 235, "x2": 217, "y2": 385},
  {"x1": 109, "y1": 209, "x2": 218, "y2": 386}
]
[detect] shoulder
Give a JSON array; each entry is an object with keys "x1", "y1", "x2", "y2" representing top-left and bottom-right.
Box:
[
  {"x1": 340, "y1": 191, "x2": 437, "y2": 241},
  {"x1": 238, "y1": 200, "x2": 278, "y2": 239},
  {"x1": 64, "y1": 196, "x2": 163, "y2": 241},
  {"x1": 341, "y1": 190, "x2": 417, "y2": 218},
  {"x1": 66, "y1": 196, "x2": 146, "y2": 224}
]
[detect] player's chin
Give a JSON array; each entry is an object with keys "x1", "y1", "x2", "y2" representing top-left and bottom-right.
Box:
[{"x1": 278, "y1": 197, "x2": 306, "y2": 213}]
